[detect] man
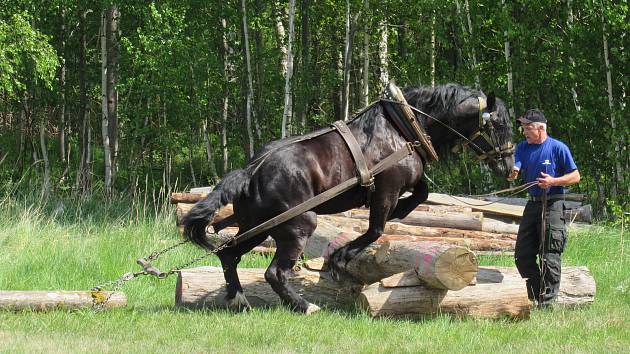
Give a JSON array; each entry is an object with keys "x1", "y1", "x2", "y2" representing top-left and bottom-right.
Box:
[{"x1": 507, "y1": 109, "x2": 580, "y2": 307}]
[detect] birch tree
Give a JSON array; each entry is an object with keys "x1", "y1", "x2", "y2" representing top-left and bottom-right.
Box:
[
  {"x1": 361, "y1": 0, "x2": 370, "y2": 106},
  {"x1": 501, "y1": 0, "x2": 514, "y2": 118},
  {"x1": 221, "y1": 18, "x2": 235, "y2": 174},
  {"x1": 241, "y1": 0, "x2": 255, "y2": 158},
  {"x1": 281, "y1": 0, "x2": 296, "y2": 138},
  {"x1": 341, "y1": 0, "x2": 358, "y2": 121},
  {"x1": 100, "y1": 10, "x2": 112, "y2": 195},
  {"x1": 378, "y1": 17, "x2": 389, "y2": 92},
  {"x1": 601, "y1": 6, "x2": 623, "y2": 200}
]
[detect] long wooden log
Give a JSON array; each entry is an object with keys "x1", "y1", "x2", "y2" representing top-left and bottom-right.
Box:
[
  {"x1": 427, "y1": 193, "x2": 525, "y2": 218},
  {"x1": 359, "y1": 272, "x2": 531, "y2": 319},
  {"x1": 175, "y1": 266, "x2": 362, "y2": 309},
  {"x1": 170, "y1": 192, "x2": 207, "y2": 204},
  {"x1": 307, "y1": 219, "x2": 515, "y2": 261},
  {"x1": 318, "y1": 215, "x2": 517, "y2": 240},
  {"x1": 176, "y1": 203, "x2": 234, "y2": 226},
  {"x1": 474, "y1": 266, "x2": 596, "y2": 306},
  {"x1": 175, "y1": 265, "x2": 594, "y2": 319},
  {"x1": 304, "y1": 228, "x2": 478, "y2": 290},
  {"x1": 374, "y1": 240, "x2": 478, "y2": 290},
  {"x1": 358, "y1": 265, "x2": 595, "y2": 319},
  {"x1": 341, "y1": 209, "x2": 484, "y2": 231},
  {"x1": 0, "y1": 290, "x2": 127, "y2": 311}
]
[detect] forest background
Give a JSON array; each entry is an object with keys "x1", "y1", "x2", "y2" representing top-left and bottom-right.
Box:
[{"x1": 0, "y1": 0, "x2": 627, "y2": 219}]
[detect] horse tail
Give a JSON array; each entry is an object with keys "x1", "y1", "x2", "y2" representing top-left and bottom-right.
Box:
[{"x1": 182, "y1": 169, "x2": 250, "y2": 249}]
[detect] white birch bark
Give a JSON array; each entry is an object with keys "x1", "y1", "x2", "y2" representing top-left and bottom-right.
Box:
[
  {"x1": 203, "y1": 119, "x2": 218, "y2": 181},
  {"x1": 464, "y1": 0, "x2": 480, "y2": 88},
  {"x1": 274, "y1": 1, "x2": 288, "y2": 77},
  {"x1": 281, "y1": 0, "x2": 296, "y2": 138},
  {"x1": 566, "y1": 0, "x2": 581, "y2": 113},
  {"x1": 378, "y1": 19, "x2": 388, "y2": 92},
  {"x1": 39, "y1": 119, "x2": 50, "y2": 198},
  {"x1": 361, "y1": 0, "x2": 370, "y2": 106},
  {"x1": 430, "y1": 12, "x2": 436, "y2": 88},
  {"x1": 221, "y1": 18, "x2": 234, "y2": 174},
  {"x1": 241, "y1": 0, "x2": 255, "y2": 158},
  {"x1": 342, "y1": 0, "x2": 351, "y2": 121},
  {"x1": 601, "y1": 10, "x2": 622, "y2": 198},
  {"x1": 502, "y1": 0, "x2": 514, "y2": 119}
]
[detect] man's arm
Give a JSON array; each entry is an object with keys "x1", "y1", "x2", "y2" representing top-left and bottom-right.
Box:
[{"x1": 537, "y1": 169, "x2": 580, "y2": 189}]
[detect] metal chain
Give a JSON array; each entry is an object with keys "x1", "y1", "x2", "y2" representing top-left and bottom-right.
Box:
[{"x1": 90, "y1": 233, "x2": 236, "y2": 311}]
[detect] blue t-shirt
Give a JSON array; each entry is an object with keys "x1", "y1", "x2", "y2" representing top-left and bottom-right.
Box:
[{"x1": 514, "y1": 136, "x2": 578, "y2": 197}]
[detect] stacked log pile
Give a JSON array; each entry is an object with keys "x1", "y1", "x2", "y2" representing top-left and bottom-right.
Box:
[{"x1": 170, "y1": 191, "x2": 595, "y2": 319}]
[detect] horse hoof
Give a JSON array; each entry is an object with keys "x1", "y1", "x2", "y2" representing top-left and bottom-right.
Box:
[
  {"x1": 225, "y1": 292, "x2": 252, "y2": 312},
  {"x1": 305, "y1": 303, "x2": 321, "y2": 315}
]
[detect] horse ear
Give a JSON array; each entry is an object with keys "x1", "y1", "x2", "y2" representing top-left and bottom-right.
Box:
[{"x1": 487, "y1": 92, "x2": 496, "y2": 110}]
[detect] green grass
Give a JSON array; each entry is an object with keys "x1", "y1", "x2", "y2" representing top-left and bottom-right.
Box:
[{"x1": 0, "y1": 196, "x2": 628, "y2": 353}]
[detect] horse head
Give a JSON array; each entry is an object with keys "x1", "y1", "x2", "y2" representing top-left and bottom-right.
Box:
[
  {"x1": 404, "y1": 84, "x2": 515, "y2": 178},
  {"x1": 454, "y1": 92, "x2": 515, "y2": 178}
]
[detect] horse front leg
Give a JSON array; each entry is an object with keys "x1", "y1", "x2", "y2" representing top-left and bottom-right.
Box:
[
  {"x1": 388, "y1": 180, "x2": 428, "y2": 221},
  {"x1": 217, "y1": 233, "x2": 268, "y2": 311},
  {"x1": 328, "y1": 189, "x2": 399, "y2": 282}
]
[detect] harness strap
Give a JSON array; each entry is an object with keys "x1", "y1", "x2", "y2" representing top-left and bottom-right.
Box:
[
  {"x1": 332, "y1": 120, "x2": 374, "y2": 189},
  {"x1": 227, "y1": 142, "x2": 415, "y2": 247},
  {"x1": 384, "y1": 83, "x2": 439, "y2": 162}
]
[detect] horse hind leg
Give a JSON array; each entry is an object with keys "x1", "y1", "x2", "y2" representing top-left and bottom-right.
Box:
[{"x1": 264, "y1": 212, "x2": 320, "y2": 314}]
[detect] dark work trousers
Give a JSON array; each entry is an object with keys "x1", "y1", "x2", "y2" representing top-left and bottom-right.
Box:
[{"x1": 515, "y1": 199, "x2": 567, "y2": 303}]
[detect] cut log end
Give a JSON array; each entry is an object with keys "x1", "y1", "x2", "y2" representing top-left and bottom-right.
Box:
[{"x1": 434, "y1": 247, "x2": 479, "y2": 290}]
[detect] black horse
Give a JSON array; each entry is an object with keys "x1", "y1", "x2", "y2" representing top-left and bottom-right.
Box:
[{"x1": 183, "y1": 83, "x2": 514, "y2": 314}]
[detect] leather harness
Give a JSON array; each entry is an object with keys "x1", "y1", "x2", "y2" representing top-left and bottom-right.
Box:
[{"x1": 217, "y1": 84, "x2": 434, "y2": 247}]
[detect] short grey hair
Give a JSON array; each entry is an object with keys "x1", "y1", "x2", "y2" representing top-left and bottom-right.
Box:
[{"x1": 532, "y1": 122, "x2": 547, "y2": 131}]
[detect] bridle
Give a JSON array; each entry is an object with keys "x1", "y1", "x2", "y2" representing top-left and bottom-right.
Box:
[
  {"x1": 460, "y1": 97, "x2": 515, "y2": 161},
  {"x1": 404, "y1": 97, "x2": 515, "y2": 171}
]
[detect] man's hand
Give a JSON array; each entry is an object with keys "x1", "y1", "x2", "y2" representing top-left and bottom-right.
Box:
[
  {"x1": 537, "y1": 172, "x2": 556, "y2": 188},
  {"x1": 507, "y1": 169, "x2": 519, "y2": 182}
]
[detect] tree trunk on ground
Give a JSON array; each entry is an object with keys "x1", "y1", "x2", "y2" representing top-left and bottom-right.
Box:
[
  {"x1": 281, "y1": 0, "x2": 296, "y2": 138},
  {"x1": 241, "y1": 0, "x2": 255, "y2": 158},
  {"x1": 359, "y1": 270, "x2": 530, "y2": 319},
  {"x1": 0, "y1": 291, "x2": 126, "y2": 311},
  {"x1": 341, "y1": 209, "x2": 485, "y2": 231},
  {"x1": 176, "y1": 266, "x2": 362, "y2": 309}
]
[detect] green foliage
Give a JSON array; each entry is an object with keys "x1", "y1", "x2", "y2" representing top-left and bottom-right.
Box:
[
  {"x1": 0, "y1": 12, "x2": 58, "y2": 97},
  {"x1": 0, "y1": 0, "x2": 627, "y2": 217}
]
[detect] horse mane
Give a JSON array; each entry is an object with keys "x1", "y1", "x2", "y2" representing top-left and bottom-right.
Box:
[{"x1": 402, "y1": 84, "x2": 483, "y2": 124}]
